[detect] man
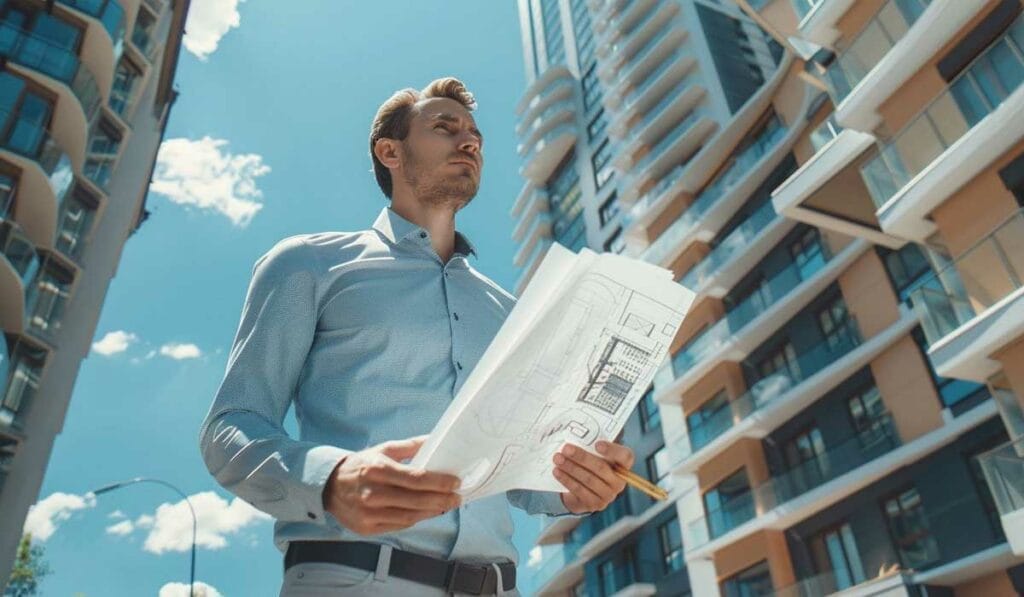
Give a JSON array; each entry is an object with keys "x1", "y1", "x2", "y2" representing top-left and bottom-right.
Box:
[{"x1": 199, "y1": 77, "x2": 635, "y2": 596}]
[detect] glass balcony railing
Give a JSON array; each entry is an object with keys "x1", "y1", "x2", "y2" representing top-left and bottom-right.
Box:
[
  {"x1": 908, "y1": 208, "x2": 1024, "y2": 347},
  {"x1": 808, "y1": 115, "x2": 843, "y2": 153},
  {"x1": 671, "y1": 243, "x2": 834, "y2": 379},
  {"x1": 597, "y1": 560, "x2": 660, "y2": 596},
  {"x1": 685, "y1": 414, "x2": 897, "y2": 548},
  {"x1": 518, "y1": 80, "x2": 574, "y2": 131},
  {"x1": 522, "y1": 123, "x2": 575, "y2": 170},
  {"x1": 0, "y1": 346, "x2": 44, "y2": 430},
  {"x1": 0, "y1": 22, "x2": 102, "y2": 120},
  {"x1": 625, "y1": 72, "x2": 698, "y2": 145},
  {"x1": 860, "y1": 15, "x2": 1024, "y2": 209},
  {"x1": 680, "y1": 318, "x2": 863, "y2": 461},
  {"x1": 59, "y1": 0, "x2": 126, "y2": 48},
  {"x1": 25, "y1": 267, "x2": 72, "y2": 345},
  {"x1": 533, "y1": 542, "x2": 581, "y2": 591},
  {"x1": 790, "y1": 0, "x2": 828, "y2": 22},
  {"x1": 0, "y1": 108, "x2": 75, "y2": 202},
  {"x1": 515, "y1": 212, "x2": 552, "y2": 253},
  {"x1": 618, "y1": 21, "x2": 675, "y2": 84},
  {"x1": 637, "y1": 122, "x2": 788, "y2": 263},
  {"x1": 632, "y1": 111, "x2": 700, "y2": 173},
  {"x1": 681, "y1": 200, "x2": 779, "y2": 290},
  {"x1": 608, "y1": 2, "x2": 665, "y2": 62},
  {"x1": 622, "y1": 51, "x2": 686, "y2": 111},
  {"x1": 825, "y1": 0, "x2": 931, "y2": 101},
  {"x1": 979, "y1": 435, "x2": 1024, "y2": 519},
  {"x1": 517, "y1": 98, "x2": 574, "y2": 150},
  {"x1": 142, "y1": 0, "x2": 165, "y2": 15},
  {"x1": 0, "y1": 219, "x2": 39, "y2": 288}
]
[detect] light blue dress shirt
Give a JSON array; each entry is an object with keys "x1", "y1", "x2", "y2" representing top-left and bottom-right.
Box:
[{"x1": 199, "y1": 207, "x2": 574, "y2": 564}]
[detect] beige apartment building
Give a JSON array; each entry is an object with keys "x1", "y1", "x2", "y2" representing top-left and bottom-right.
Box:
[
  {"x1": 0, "y1": 0, "x2": 189, "y2": 583},
  {"x1": 514, "y1": 0, "x2": 1024, "y2": 595}
]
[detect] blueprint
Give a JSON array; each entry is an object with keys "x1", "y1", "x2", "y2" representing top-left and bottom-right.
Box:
[{"x1": 411, "y1": 243, "x2": 695, "y2": 501}]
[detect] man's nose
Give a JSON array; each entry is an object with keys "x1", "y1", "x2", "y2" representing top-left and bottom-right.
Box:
[{"x1": 458, "y1": 132, "x2": 481, "y2": 155}]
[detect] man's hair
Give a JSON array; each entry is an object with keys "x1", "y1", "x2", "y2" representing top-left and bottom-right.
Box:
[{"x1": 369, "y1": 77, "x2": 478, "y2": 199}]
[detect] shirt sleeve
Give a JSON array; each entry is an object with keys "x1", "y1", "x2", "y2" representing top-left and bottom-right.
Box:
[
  {"x1": 506, "y1": 489, "x2": 589, "y2": 518},
  {"x1": 198, "y1": 236, "x2": 351, "y2": 526}
]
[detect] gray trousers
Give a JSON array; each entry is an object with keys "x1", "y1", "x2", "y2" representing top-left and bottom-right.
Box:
[{"x1": 279, "y1": 545, "x2": 521, "y2": 596}]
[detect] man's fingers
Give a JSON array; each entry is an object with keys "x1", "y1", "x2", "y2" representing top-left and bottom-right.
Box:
[
  {"x1": 357, "y1": 484, "x2": 461, "y2": 512},
  {"x1": 553, "y1": 452, "x2": 615, "y2": 495},
  {"x1": 367, "y1": 459, "x2": 461, "y2": 493},
  {"x1": 559, "y1": 444, "x2": 621, "y2": 489},
  {"x1": 552, "y1": 465, "x2": 604, "y2": 506},
  {"x1": 378, "y1": 436, "x2": 429, "y2": 462},
  {"x1": 596, "y1": 440, "x2": 635, "y2": 468}
]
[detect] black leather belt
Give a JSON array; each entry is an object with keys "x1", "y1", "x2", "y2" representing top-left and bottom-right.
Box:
[{"x1": 285, "y1": 540, "x2": 516, "y2": 595}]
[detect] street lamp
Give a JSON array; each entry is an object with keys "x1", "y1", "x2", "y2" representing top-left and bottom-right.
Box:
[{"x1": 90, "y1": 477, "x2": 196, "y2": 597}]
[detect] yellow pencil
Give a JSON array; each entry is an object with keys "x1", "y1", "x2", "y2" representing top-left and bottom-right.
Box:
[{"x1": 612, "y1": 463, "x2": 669, "y2": 501}]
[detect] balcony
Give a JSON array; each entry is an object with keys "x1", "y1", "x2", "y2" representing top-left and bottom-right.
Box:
[
  {"x1": 790, "y1": 0, "x2": 861, "y2": 48},
  {"x1": 910, "y1": 208, "x2": 1024, "y2": 382},
  {"x1": 606, "y1": 24, "x2": 686, "y2": 108},
  {"x1": 0, "y1": 109, "x2": 76, "y2": 251},
  {"x1": 596, "y1": 560, "x2": 659, "y2": 597},
  {"x1": 621, "y1": 112, "x2": 712, "y2": 204},
  {"x1": 516, "y1": 97, "x2": 575, "y2": 156},
  {"x1": 514, "y1": 238, "x2": 551, "y2": 296},
  {"x1": 773, "y1": 570, "x2": 916, "y2": 597},
  {"x1": 685, "y1": 415, "x2": 900, "y2": 550},
  {"x1": 860, "y1": 15, "x2": 1024, "y2": 240},
  {"x1": 0, "y1": 220, "x2": 40, "y2": 334},
  {"x1": 828, "y1": 0, "x2": 988, "y2": 132},
  {"x1": 979, "y1": 436, "x2": 1024, "y2": 555},
  {"x1": 516, "y1": 79, "x2": 574, "y2": 138},
  {"x1": 59, "y1": 0, "x2": 126, "y2": 48},
  {"x1": 601, "y1": 0, "x2": 674, "y2": 73},
  {"x1": 615, "y1": 74, "x2": 703, "y2": 169},
  {"x1": 511, "y1": 189, "x2": 549, "y2": 239},
  {"x1": 635, "y1": 122, "x2": 790, "y2": 266},
  {"x1": 593, "y1": 0, "x2": 629, "y2": 36},
  {"x1": 680, "y1": 199, "x2": 786, "y2": 298},
  {"x1": 24, "y1": 264, "x2": 73, "y2": 347},
  {"x1": 513, "y1": 212, "x2": 552, "y2": 267},
  {"x1": 0, "y1": 340, "x2": 45, "y2": 431},
  {"x1": 0, "y1": 21, "x2": 103, "y2": 123},
  {"x1": 519, "y1": 123, "x2": 576, "y2": 185},
  {"x1": 610, "y1": 52, "x2": 696, "y2": 137},
  {"x1": 533, "y1": 541, "x2": 584, "y2": 596},
  {"x1": 515, "y1": 65, "x2": 573, "y2": 119}
]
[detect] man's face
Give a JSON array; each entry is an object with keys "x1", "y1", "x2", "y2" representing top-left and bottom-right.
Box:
[{"x1": 398, "y1": 97, "x2": 484, "y2": 209}]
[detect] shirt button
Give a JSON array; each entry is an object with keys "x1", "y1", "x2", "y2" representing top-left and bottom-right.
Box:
[
  {"x1": 419, "y1": 231, "x2": 427, "y2": 239},
  {"x1": 307, "y1": 512, "x2": 316, "y2": 520},
  {"x1": 453, "y1": 312, "x2": 459, "y2": 321},
  {"x1": 457, "y1": 362, "x2": 463, "y2": 370}
]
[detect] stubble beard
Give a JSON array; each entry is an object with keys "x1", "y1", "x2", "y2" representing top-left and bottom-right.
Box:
[{"x1": 402, "y1": 151, "x2": 479, "y2": 211}]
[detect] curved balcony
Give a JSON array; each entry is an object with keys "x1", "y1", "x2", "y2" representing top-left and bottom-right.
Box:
[
  {"x1": 515, "y1": 65, "x2": 573, "y2": 117},
  {"x1": 513, "y1": 212, "x2": 552, "y2": 267},
  {"x1": 606, "y1": 24, "x2": 687, "y2": 109},
  {"x1": 514, "y1": 238, "x2": 551, "y2": 296},
  {"x1": 0, "y1": 109, "x2": 76, "y2": 251},
  {"x1": 516, "y1": 97, "x2": 575, "y2": 156},
  {"x1": 597, "y1": 0, "x2": 658, "y2": 46},
  {"x1": 614, "y1": 74, "x2": 703, "y2": 169},
  {"x1": 622, "y1": 111, "x2": 712, "y2": 203},
  {"x1": 599, "y1": 0, "x2": 675, "y2": 75},
  {"x1": 684, "y1": 414, "x2": 901, "y2": 550},
  {"x1": 516, "y1": 79, "x2": 574, "y2": 137},
  {"x1": 637, "y1": 121, "x2": 790, "y2": 265},
  {"x1": 593, "y1": 0, "x2": 629, "y2": 36},
  {"x1": 793, "y1": 0, "x2": 859, "y2": 47},
  {"x1": 860, "y1": 14, "x2": 1024, "y2": 240},
  {"x1": 0, "y1": 220, "x2": 40, "y2": 334},
  {"x1": 24, "y1": 259, "x2": 74, "y2": 347},
  {"x1": 910, "y1": 208, "x2": 1024, "y2": 382},
  {"x1": 511, "y1": 191, "x2": 550, "y2": 243},
  {"x1": 510, "y1": 186, "x2": 547, "y2": 222},
  {"x1": 519, "y1": 123, "x2": 577, "y2": 185},
  {"x1": 610, "y1": 52, "x2": 697, "y2": 138},
  {"x1": 56, "y1": 0, "x2": 128, "y2": 100}
]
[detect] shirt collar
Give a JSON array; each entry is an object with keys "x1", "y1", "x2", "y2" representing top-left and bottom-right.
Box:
[{"x1": 372, "y1": 207, "x2": 477, "y2": 258}]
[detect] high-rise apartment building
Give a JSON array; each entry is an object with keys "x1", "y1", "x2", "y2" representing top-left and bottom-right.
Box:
[
  {"x1": 514, "y1": 0, "x2": 1024, "y2": 595},
  {"x1": 0, "y1": 0, "x2": 189, "y2": 582}
]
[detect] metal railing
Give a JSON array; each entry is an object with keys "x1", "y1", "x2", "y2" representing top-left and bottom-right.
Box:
[
  {"x1": 825, "y1": 0, "x2": 931, "y2": 101},
  {"x1": 808, "y1": 115, "x2": 842, "y2": 153},
  {"x1": 860, "y1": 15, "x2": 1024, "y2": 208},
  {"x1": 979, "y1": 435, "x2": 1024, "y2": 517},
  {"x1": 790, "y1": 0, "x2": 828, "y2": 22},
  {"x1": 908, "y1": 208, "x2": 1024, "y2": 346}
]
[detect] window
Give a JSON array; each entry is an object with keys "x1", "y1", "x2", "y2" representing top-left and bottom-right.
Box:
[
  {"x1": 581, "y1": 63, "x2": 603, "y2": 112},
  {"x1": 722, "y1": 560, "x2": 772, "y2": 597},
  {"x1": 0, "y1": 71, "x2": 56, "y2": 158},
  {"x1": 55, "y1": 185, "x2": 99, "y2": 260},
  {"x1": 26, "y1": 258, "x2": 74, "y2": 342},
  {"x1": 658, "y1": 516, "x2": 684, "y2": 573},
  {"x1": 756, "y1": 342, "x2": 798, "y2": 381},
  {"x1": 966, "y1": 436, "x2": 1010, "y2": 541},
  {"x1": 131, "y1": 6, "x2": 157, "y2": 56},
  {"x1": 809, "y1": 523, "x2": 866, "y2": 591},
  {"x1": 598, "y1": 559, "x2": 616, "y2": 597},
  {"x1": 603, "y1": 228, "x2": 625, "y2": 254},
  {"x1": 881, "y1": 244, "x2": 933, "y2": 304},
  {"x1": 789, "y1": 228, "x2": 825, "y2": 279},
  {"x1": 704, "y1": 468, "x2": 753, "y2": 537},
  {"x1": 541, "y1": 0, "x2": 565, "y2": 66},
  {"x1": 881, "y1": 487, "x2": 940, "y2": 569},
  {"x1": 816, "y1": 296, "x2": 851, "y2": 350},
  {"x1": 847, "y1": 384, "x2": 885, "y2": 434},
  {"x1": 0, "y1": 168, "x2": 16, "y2": 218},
  {"x1": 911, "y1": 326, "x2": 987, "y2": 410},
  {"x1": 588, "y1": 108, "x2": 608, "y2": 141},
  {"x1": 638, "y1": 387, "x2": 660, "y2": 432},
  {"x1": 591, "y1": 138, "x2": 615, "y2": 190},
  {"x1": 0, "y1": 339, "x2": 47, "y2": 429},
  {"x1": 598, "y1": 192, "x2": 620, "y2": 227},
  {"x1": 687, "y1": 389, "x2": 729, "y2": 448},
  {"x1": 783, "y1": 425, "x2": 828, "y2": 492},
  {"x1": 83, "y1": 119, "x2": 123, "y2": 188},
  {"x1": 646, "y1": 445, "x2": 673, "y2": 491},
  {"x1": 110, "y1": 58, "x2": 143, "y2": 116}
]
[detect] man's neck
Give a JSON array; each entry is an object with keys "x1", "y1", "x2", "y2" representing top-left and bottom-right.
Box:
[{"x1": 390, "y1": 195, "x2": 459, "y2": 262}]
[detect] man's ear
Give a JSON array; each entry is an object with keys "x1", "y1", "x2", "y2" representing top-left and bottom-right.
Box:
[{"x1": 374, "y1": 138, "x2": 402, "y2": 170}]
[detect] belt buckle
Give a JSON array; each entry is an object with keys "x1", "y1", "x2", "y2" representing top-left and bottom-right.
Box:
[{"x1": 446, "y1": 561, "x2": 490, "y2": 595}]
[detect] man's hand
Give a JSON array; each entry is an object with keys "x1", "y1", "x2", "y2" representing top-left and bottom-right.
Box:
[
  {"x1": 553, "y1": 440, "x2": 634, "y2": 514},
  {"x1": 322, "y1": 436, "x2": 462, "y2": 536}
]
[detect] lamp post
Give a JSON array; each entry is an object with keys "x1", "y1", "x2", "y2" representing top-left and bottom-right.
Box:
[{"x1": 90, "y1": 477, "x2": 196, "y2": 597}]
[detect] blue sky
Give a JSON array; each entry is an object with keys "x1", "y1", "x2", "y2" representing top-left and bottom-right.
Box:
[{"x1": 25, "y1": 1, "x2": 551, "y2": 594}]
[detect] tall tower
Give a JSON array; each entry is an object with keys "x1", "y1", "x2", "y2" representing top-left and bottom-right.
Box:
[{"x1": 0, "y1": 0, "x2": 190, "y2": 582}]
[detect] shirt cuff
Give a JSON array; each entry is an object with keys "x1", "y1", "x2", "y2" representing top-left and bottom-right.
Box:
[
  {"x1": 300, "y1": 445, "x2": 352, "y2": 526},
  {"x1": 537, "y1": 491, "x2": 590, "y2": 519}
]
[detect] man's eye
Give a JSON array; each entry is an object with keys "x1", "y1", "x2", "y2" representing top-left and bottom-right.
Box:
[{"x1": 434, "y1": 125, "x2": 450, "y2": 133}]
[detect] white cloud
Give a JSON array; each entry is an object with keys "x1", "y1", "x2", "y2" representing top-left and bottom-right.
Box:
[
  {"x1": 92, "y1": 331, "x2": 138, "y2": 356},
  {"x1": 183, "y1": 0, "x2": 244, "y2": 61},
  {"x1": 109, "y1": 509, "x2": 126, "y2": 519},
  {"x1": 159, "y1": 581, "x2": 224, "y2": 597},
  {"x1": 105, "y1": 520, "x2": 134, "y2": 536},
  {"x1": 527, "y1": 546, "x2": 543, "y2": 568},
  {"x1": 23, "y1": 492, "x2": 96, "y2": 541},
  {"x1": 159, "y1": 343, "x2": 203, "y2": 360},
  {"x1": 151, "y1": 136, "x2": 269, "y2": 227},
  {"x1": 106, "y1": 491, "x2": 270, "y2": 554},
  {"x1": 145, "y1": 349, "x2": 158, "y2": 360}
]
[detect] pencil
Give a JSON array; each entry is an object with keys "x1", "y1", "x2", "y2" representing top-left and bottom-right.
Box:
[{"x1": 612, "y1": 463, "x2": 669, "y2": 501}]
